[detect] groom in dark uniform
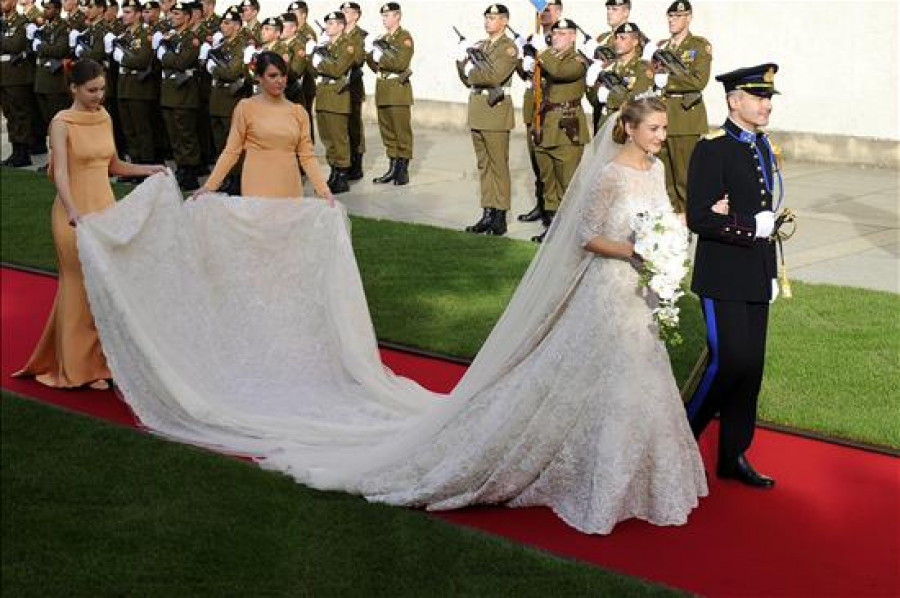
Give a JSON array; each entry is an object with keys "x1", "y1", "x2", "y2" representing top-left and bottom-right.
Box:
[{"x1": 685, "y1": 63, "x2": 782, "y2": 488}]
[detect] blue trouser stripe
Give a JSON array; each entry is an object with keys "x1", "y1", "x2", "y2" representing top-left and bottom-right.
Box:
[{"x1": 687, "y1": 297, "x2": 720, "y2": 421}]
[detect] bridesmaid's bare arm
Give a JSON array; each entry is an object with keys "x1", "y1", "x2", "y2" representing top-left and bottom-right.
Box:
[
  {"x1": 109, "y1": 154, "x2": 166, "y2": 178},
  {"x1": 48, "y1": 119, "x2": 80, "y2": 226}
]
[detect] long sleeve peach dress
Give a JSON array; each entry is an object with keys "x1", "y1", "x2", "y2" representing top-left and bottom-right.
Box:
[
  {"x1": 205, "y1": 97, "x2": 330, "y2": 198},
  {"x1": 14, "y1": 108, "x2": 115, "y2": 388}
]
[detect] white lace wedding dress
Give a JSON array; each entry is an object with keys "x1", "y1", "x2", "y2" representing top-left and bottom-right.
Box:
[{"x1": 76, "y1": 128, "x2": 706, "y2": 535}]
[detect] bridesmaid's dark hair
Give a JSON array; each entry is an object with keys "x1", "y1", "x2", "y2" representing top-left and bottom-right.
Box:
[
  {"x1": 612, "y1": 96, "x2": 666, "y2": 144},
  {"x1": 67, "y1": 58, "x2": 106, "y2": 87},
  {"x1": 255, "y1": 51, "x2": 288, "y2": 77}
]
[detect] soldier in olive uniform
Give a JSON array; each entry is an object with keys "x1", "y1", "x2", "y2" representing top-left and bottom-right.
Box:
[
  {"x1": 259, "y1": 15, "x2": 285, "y2": 53},
  {"x1": 311, "y1": 10, "x2": 356, "y2": 193},
  {"x1": 652, "y1": 0, "x2": 711, "y2": 213},
  {"x1": 30, "y1": 0, "x2": 70, "y2": 153},
  {"x1": 20, "y1": 0, "x2": 44, "y2": 22},
  {"x1": 279, "y1": 12, "x2": 307, "y2": 106},
  {"x1": 585, "y1": 0, "x2": 629, "y2": 133},
  {"x1": 238, "y1": 0, "x2": 259, "y2": 45},
  {"x1": 157, "y1": 0, "x2": 200, "y2": 189},
  {"x1": 101, "y1": 0, "x2": 127, "y2": 154},
  {"x1": 512, "y1": 0, "x2": 559, "y2": 226},
  {"x1": 365, "y1": 2, "x2": 413, "y2": 185},
  {"x1": 63, "y1": 0, "x2": 84, "y2": 31},
  {"x1": 286, "y1": 1, "x2": 316, "y2": 139},
  {"x1": 1, "y1": 0, "x2": 36, "y2": 165},
  {"x1": 528, "y1": 18, "x2": 588, "y2": 243},
  {"x1": 190, "y1": 0, "x2": 214, "y2": 171},
  {"x1": 340, "y1": 1, "x2": 366, "y2": 181},
  {"x1": 456, "y1": 3, "x2": 519, "y2": 236},
  {"x1": 591, "y1": 22, "x2": 651, "y2": 130},
  {"x1": 113, "y1": 0, "x2": 157, "y2": 169}
]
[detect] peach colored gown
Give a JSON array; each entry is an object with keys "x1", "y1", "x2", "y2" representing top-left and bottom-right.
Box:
[
  {"x1": 15, "y1": 108, "x2": 115, "y2": 388},
  {"x1": 205, "y1": 97, "x2": 329, "y2": 198}
]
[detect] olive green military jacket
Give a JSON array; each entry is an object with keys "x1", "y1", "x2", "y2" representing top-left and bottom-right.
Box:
[
  {"x1": 281, "y1": 34, "x2": 307, "y2": 102},
  {"x1": 159, "y1": 27, "x2": 199, "y2": 107},
  {"x1": 298, "y1": 22, "x2": 316, "y2": 43},
  {"x1": 345, "y1": 24, "x2": 366, "y2": 103},
  {"x1": 456, "y1": 35, "x2": 518, "y2": 131},
  {"x1": 657, "y1": 32, "x2": 711, "y2": 136},
  {"x1": 1, "y1": 12, "x2": 34, "y2": 86},
  {"x1": 606, "y1": 54, "x2": 652, "y2": 113},
  {"x1": 242, "y1": 21, "x2": 261, "y2": 46},
  {"x1": 105, "y1": 17, "x2": 125, "y2": 36},
  {"x1": 209, "y1": 34, "x2": 247, "y2": 117},
  {"x1": 517, "y1": 30, "x2": 550, "y2": 126},
  {"x1": 24, "y1": 5, "x2": 43, "y2": 23},
  {"x1": 535, "y1": 46, "x2": 589, "y2": 147},
  {"x1": 262, "y1": 39, "x2": 287, "y2": 55},
  {"x1": 117, "y1": 23, "x2": 157, "y2": 100},
  {"x1": 295, "y1": 23, "x2": 316, "y2": 99},
  {"x1": 365, "y1": 26, "x2": 412, "y2": 107},
  {"x1": 312, "y1": 33, "x2": 356, "y2": 114},
  {"x1": 200, "y1": 14, "x2": 219, "y2": 43},
  {"x1": 76, "y1": 19, "x2": 109, "y2": 63},
  {"x1": 33, "y1": 17, "x2": 69, "y2": 93},
  {"x1": 65, "y1": 9, "x2": 86, "y2": 37}
]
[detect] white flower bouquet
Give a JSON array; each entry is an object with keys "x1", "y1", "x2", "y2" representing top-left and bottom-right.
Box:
[{"x1": 630, "y1": 210, "x2": 691, "y2": 345}]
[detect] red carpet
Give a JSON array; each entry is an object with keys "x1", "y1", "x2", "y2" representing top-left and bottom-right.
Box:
[{"x1": 3, "y1": 265, "x2": 899, "y2": 597}]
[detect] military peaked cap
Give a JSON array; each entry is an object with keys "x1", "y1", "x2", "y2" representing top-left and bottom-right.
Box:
[{"x1": 716, "y1": 63, "x2": 780, "y2": 97}]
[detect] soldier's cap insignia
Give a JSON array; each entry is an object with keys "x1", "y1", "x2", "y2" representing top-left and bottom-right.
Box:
[{"x1": 483, "y1": 4, "x2": 509, "y2": 16}]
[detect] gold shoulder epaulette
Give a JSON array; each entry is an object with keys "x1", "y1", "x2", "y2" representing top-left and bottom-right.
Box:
[{"x1": 702, "y1": 128, "x2": 726, "y2": 141}]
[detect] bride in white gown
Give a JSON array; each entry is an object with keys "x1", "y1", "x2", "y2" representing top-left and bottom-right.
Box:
[{"x1": 75, "y1": 97, "x2": 707, "y2": 535}]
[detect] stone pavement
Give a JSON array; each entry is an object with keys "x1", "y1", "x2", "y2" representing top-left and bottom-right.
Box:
[{"x1": 3, "y1": 122, "x2": 898, "y2": 293}]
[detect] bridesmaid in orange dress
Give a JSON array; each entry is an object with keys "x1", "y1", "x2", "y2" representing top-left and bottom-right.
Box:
[
  {"x1": 196, "y1": 51, "x2": 333, "y2": 202},
  {"x1": 14, "y1": 59, "x2": 166, "y2": 390}
]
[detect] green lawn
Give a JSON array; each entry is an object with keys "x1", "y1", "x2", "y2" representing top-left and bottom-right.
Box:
[
  {"x1": 1, "y1": 393, "x2": 679, "y2": 597},
  {"x1": 2, "y1": 165, "x2": 898, "y2": 449}
]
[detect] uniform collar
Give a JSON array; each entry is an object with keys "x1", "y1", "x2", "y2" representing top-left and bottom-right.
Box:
[{"x1": 724, "y1": 118, "x2": 763, "y2": 144}]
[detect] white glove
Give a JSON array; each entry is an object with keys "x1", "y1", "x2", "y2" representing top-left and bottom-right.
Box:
[
  {"x1": 530, "y1": 33, "x2": 547, "y2": 52},
  {"x1": 754, "y1": 210, "x2": 775, "y2": 238},
  {"x1": 455, "y1": 40, "x2": 469, "y2": 62},
  {"x1": 364, "y1": 36, "x2": 374, "y2": 53},
  {"x1": 372, "y1": 47, "x2": 383, "y2": 62},
  {"x1": 586, "y1": 61, "x2": 603, "y2": 86},
  {"x1": 302, "y1": 39, "x2": 314, "y2": 54},
  {"x1": 522, "y1": 55, "x2": 535, "y2": 73},
  {"x1": 156, "y1": 45, "x2": 167, "y2": 61},
  {"x1": 151, "y1": 30, "x2": 164, "y2": 50},
  {"x1": 319, "y1": 32, "x2": 330, "y2": 44},
  {"x1": 597, "y1": 86, "x2": 610, "y2": 103},
  {"x1": 211, "y1": 31, "x2": 223, "y2": 46},
  {"x1": 31, "y1": 38, "x2": 42, "y2": 53},
  {"x1": 514, "y1": 34, "x2": 526, "y2": 51},
  {"x1": 68, "y1": 29, "x2": 82, "y2": 48},
  {"x1": 311, "y1": 52, "x2": 323, "y2": 68},
  {"x1": 113, "y1": 47, "x2": 124, "y2": 63},
  {"x1": 206, "y1": 58, "x2": 216, "y2": 74},
  {"x1": 654, "y1": 72, "x2": 669, "y2": 89},
  {"x1": 75, "y1": 44, "x2": 85, "y2": 57},
  {"x1": 463, "y1": 61, "x2": 474, "y2": 77},
  {"x1": 199, "y1": 42, "x2": 211, "y2": 60},
  {"x1": 770, "y1": 279, "x2": 779, "y2": 303},
  {"x1": 104, "y1": 32, "x2": 115, "y2": 53},
  {"x1": 242, "y1": 45, "x2": 256, "y2": 64},
  {"x1": 25, "y1": 23, "x2": 38, "y2": 40},
  {"x1": 580, "y1": 38, "x2": 599, "y2": 59},
  {"x1": 642, "y1": 41, "x2": 656, "y2": 61}
]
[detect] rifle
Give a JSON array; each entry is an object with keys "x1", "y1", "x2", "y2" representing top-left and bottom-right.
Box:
[
  {"x1": 314, "y1": 19, "x2": 325, "y2": 34},
  {"x1": 452, "y1": 25, "x2": 489, "y2": 66},
  {"x1": 574, "y1": 24, "x2": 616, "y2": 63},
  {"x1": 112, "y1": 36, "x2": 155, "y2": 81},
  {"x1": 597, "y1": 70, "x2": 627, "y2": 93},
  {"x1": 652, "y1": 47, "x2": 688, "y2": 75},
  {"x1": 75, "y1": 31, "x2": 93, "y2": 56},
  {"x1": 372, "y1": 37, "x2": 412, "y2": 84}
]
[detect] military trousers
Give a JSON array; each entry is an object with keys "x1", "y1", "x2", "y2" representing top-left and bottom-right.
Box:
[
  {"x1": 35, "y1": 92, "x2": 70, "y2": 140},
  {"x1": 162, "y1": 107, "x2": 201, "y2": 168},
  {"x1": 471, "y1": 129, "x2": 510, "y2": 211},
  {"x1": 299, "y1": 84, "x2": 316, "y2": 143},
  {"x1": 349, "y1": 96, "x2": 365, "y2": 155},
  {"x1": 317, "y1": 111, "x2": 351, "y2": 167},
  {"x1": 1, "y1": 85, "x2": 34, "y2": 144},
  {"x1": 535, "y1": 143, "x2": 584, "y2": 212},
  {"x1": 686, "y1": 298, "x2": 769, "y2": 469},
  {"x1": 525, "y1": 125, "x2": 544, "y2": 206},
  {"x1": 659, "y1": 134, "x2": 699, "y2": 213},
  {"x1": 119, "y1": 98, "x2": 156, "y2": 163},
  {"x1": 376, "y1": 105, "x2": 412, "y2": 159}
]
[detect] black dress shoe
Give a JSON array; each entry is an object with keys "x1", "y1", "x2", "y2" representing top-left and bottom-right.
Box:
[
  {"x1": 392, "y1": 158, "x2": 409, "y2": 186},
  {"x1": 531, "y1": 228, "x2": 548, "y2": 243},
  {"x1": 347, "y1": 153, "x2": 364, "y2": 181},
  {"x1": 485, "y1": 209, "x2": 507, "y2": 236},
  {"x1": 517, "y1": 205, "x2": 544, "y2": 222},
  {"x1": 372, "y1": 158, "x2": 396, "y2": 184},
  {"x1": 717, "y1": 454, "x2": 775, "y2": 488},
  {"x1": 466, "y1": 208, "x2": 493, "y2": 234}
]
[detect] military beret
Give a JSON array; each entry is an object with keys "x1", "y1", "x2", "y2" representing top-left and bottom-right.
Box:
[
  {"x1": 484, "y1": 3, "x2": 509, "y2": 16},
  {"x1": 170, "y1": 1, "x2": 190, "y2": 11},
  {"x1": 239, "y1": 0, "x2": 259, "y2": 9},
  {"x1": 716, "y1": 63, "x2": 780, "y2": 97},
  {"x1": 545, "y1": 0, "x2": 562, "y2": 6},
  {"x1": 107, "y1": 0, "x2": 119, "y2": 7},
  {"x1": 323, "y1": 10, "x2": 345, "y2": 22},
  {"x1": 286, "y1": 0, "x2": 306, "y2": 11},
  {"x1": 221, "y1": 6, "x2": 240, "y2": 21},
  {"x1": 606, "y1": 0, "x2": 630, "y2": 6},
  {"x1": 340, "y1": 1, "x2": 360, "y2": 10},
  {"x1": 667, "y1": 0, "x2": 691, "y2": 13},
  {"x1": 379, "y1": 2, "x2": 400, "y2": 13},
  {"x1": 614, "y1": 22, "x2": 641, "y2": 35},
  {"x1": 551, "y1": 18, "x2": 576, "y2": 31},
  {"x1": 143, "y1": 0, "x2": 159, "y2": 8},
  {"x1": 280, "y1": 12, "x2": 297, "y2": 23},
  {"x1": 42, "y1": 0, "x2": 62, "y2": 7},
  {"x1": 261, "y1": 16, "x2": 282, "y2": 27},
  {"x1": 85, "y1": 0, "x2": 107, "y2": 7}
]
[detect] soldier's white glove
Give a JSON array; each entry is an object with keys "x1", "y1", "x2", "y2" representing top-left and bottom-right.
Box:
[
  {"x1": 580, "y1": 38, "x2": 599, "y2": 59},
  {"x1": 463, "y1": 61, "x2": 475, "y2": 77},
  {"x1": 156, "y1": 45, "x2": 167, "y2": 61},
  {"x1": 68, "y1": 29, "x2": 82, "y2": 48},
  {"x1": 654, "y1": 72, "x2": 669, "y2": 89},
  {"x1": 199, "y1": 41, "x2": 211, "y2": 60},
  {"x1": 585, "y1": 61, "x2": 603, "y2": 86},
  {"x1": 455, "y1": 40, "x2": 469, "y2": 62},
  {"x1": 364, "y1": 36, "x2": 374, "y2": 53},
  {"x1": 211, "y1": 31, "x2": 223, "y2": 46},
  {"x1": 206, "y1": 58, "x2": 216, "y2": 74},
  {"x1": 530, "y1": 33, "x2": 547, "y2": 52},
  {"x1": 304, "y1": 38, "x2": 316, "y2": 54},
  {"x1": 311, "y1": 52, "x2": 324, "y2": 68},
  {"x1": 754, "y1": 210, "x2": 775, "y2": 238},
  {"x1": 103, "y1": 31, "x2": 115, "y2": 53},
  {"x1": 372, "y1": 47, "x2": 383, "y2": 62},
  {"x1": 113, "y1": 47, "x2": 124, "y2": 63},
  {"x1": 31, "y1": 38, "x2": 42, "y2": 52},
  {"x1": 770, "y1": 279, "x2": 779, "y2": 303},
  {"x1": 641, "y1": 41, "x2": 656, "y2": 62},
  {"x1": 522, "y1": 55, "x2": 535, "y2": 73},
  {"x1": 75, "y1": 44, "x2": 85, "y2": 57},
  {"x1": 151, "y1": 30, "x2": 164, "y2": 49},
  {"x1": 242, "y1": 44, "x2": 256, "y2": 64},
  {"x1": 319, "y1": 32, "x2": 330, "y2": 44},
  {"x1": 513, "y1": 34, "x2": 526, "y2": 51},
  {"x1": 596, "y1": 86, "x2": 610, "y2": 103}
]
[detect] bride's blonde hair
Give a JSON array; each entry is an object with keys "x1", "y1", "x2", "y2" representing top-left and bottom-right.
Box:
[{"x1": 612, "y1": 96, "x2": 667, "y2": 144}]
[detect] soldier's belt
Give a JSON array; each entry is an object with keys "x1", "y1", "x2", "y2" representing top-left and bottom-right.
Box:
[
  {"x1": 378, "y1": 72, "x2": 402, "y2": 80},
  {"x1": 119, "y1": 67, "x2": 143, "y2": 75},
  {"x1": 0, "y1": 55, "x2": 11, "y2": 62},
  {"x1": 317, "y1": 75, "x2": 340, "y2": 84},
  {"x1": 542, "y1": 99, "x2": 581, "y2": 112},
  {"x1": 470, "y1": 85, "x2": 510, "y2": 95},
  {"x1": 163, "y1": 68, "x2": 195, "y2": 78}
]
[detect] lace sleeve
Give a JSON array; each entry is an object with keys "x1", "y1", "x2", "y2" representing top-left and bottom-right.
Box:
[
  {"x1": 650, "y1": 160, "x2": 673, "y2": 213},
  {"x1": 578, "y1": 164, "x2": 625, "y2": 247}
]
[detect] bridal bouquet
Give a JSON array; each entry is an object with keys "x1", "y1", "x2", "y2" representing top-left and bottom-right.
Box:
[{"x1": 630, "y1": 210, "x2": 691, "y2": 345}]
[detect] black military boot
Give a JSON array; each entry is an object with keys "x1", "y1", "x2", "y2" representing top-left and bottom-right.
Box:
[
  {"x1": 392, "y1": 158, "x2": 409, "y2": 186},
  {"x1": 518, "y1": 180, "x2": 545, "y2": 222},
  {"x1": 30, "y1": 139, "x2": 48, "y2": 155},
  {"x1": 466, "y1": 208, "x2": 494, "y2": 233},
  {"x1": 327, "y1": 166, "x2": 338, "y2": 188},
  {"x1": 347, "y1": 153, "x2": 364, "y2": 181},
  {"x1": 486, "y1": 209, "x2": 507, "y2": 236},
  {"x1": 2, "y1": 144, "x2": 32, "y2": 167},
  {"x1": 329, "y1": 167, "x2": 350, "y2": 194},
  {"x1": 179, "y1": 166, "x2": 200, "y2": 192},
  {"x1": 372, "y1": 158, "x2": 396, "y2": 184}
]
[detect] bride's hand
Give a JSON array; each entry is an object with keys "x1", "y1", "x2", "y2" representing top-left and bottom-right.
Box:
[
  {"x1": 711, "y1": 194, "x2": 730, "y2": 215},
  {"x1": 189, "y1": 185, "x2": 212, "y2": 201}
]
